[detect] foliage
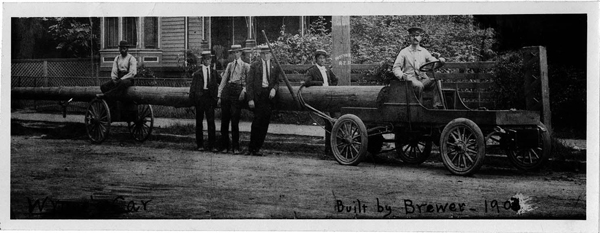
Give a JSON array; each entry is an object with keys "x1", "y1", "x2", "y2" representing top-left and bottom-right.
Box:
[
  {"x1": 47, "y1": 17, "x2": 99, "y2": 58},
  {"x1": 268, "y1": 17, "x2": 332, "y2": 65},
  {"x1": 12, "y1": 18, "x2": 46, "y2": 58},
  {"x1": 175, "y1": 49, "x2": 201, "y2": 78},
  {"x1": 351, "y1": 15, "x2": 498, "y2": 85},
  {"x1": 136, "y1": 64, "x2": 157, "y2": 80},
  {"x1": 351, "y1": 15, "x2": 497, "y2": 64},
  {"x1": 547, "y1": 64, "x2": 586, "y2": 136},
  {"x1": 489, "y1": 51, "x2": 527, "y2": 109}
]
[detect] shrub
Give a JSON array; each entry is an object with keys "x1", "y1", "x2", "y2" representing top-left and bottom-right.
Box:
[
  {"x1": 269, "y1": 17, "x2": 332, "y2": 65},
  {"x1": 490, "y1": 51, "x2": 526, "y2": 110},
  {"x1": 350, "y1": 15, "x2": 497, "y2": 64}
]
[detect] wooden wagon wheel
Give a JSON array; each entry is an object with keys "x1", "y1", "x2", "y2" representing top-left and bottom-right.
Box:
[
  {"x1": 330, "y1": 114, "x2": 369, "y2": 166},
  {"x1": 127, "y1": 104, "x2": 154, "y2": 142},
  {"x1": 395, "y1": 134, "x2": 432, "y2": 164},
  {"x1": 85, "y1": 98, "x2": 111, "y2": 144},
  {"x1": 507, "y1": 123, "x2": 551, "y2": 171},
  {"x1": 440, "y1": 118, "x2": 486, "y2": 176}
]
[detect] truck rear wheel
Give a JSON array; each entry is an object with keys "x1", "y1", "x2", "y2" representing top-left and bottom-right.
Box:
[
  {"x1": 395, "y1": 134, "x2": 432, "y2": 164},
  {"x1": 507, "y1": 123, "x2": 551, "y2": 171}
]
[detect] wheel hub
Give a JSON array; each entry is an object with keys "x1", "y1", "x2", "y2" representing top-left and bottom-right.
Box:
[
  {"x1": 343, "y1": 136, "x2": 352, "y2": 144},
  {"x1": 453, "y1": 141, "x2": 467, "y2": 153}
]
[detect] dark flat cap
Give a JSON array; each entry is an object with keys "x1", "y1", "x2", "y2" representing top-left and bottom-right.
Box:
[{"x1": 408, "y1": 27, "x2": 425, "y2": 34}]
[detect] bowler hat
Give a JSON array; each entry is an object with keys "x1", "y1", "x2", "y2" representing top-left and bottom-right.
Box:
[
  {"x1": 229, "y1": 44, "x2": 243, "y2": 52},
  {"x1": 314, "y1": 49, "x2": 328, "y2": 58},
  {"x1": 118, "y1": 40, "x2": 131, "y2": 47},
  {"x1": 407, "y1": 27, "x2": 425, "y2": 34}
]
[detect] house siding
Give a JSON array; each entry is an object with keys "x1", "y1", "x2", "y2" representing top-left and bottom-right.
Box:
[
  {"x1": 188, "y1": 17, "x2": 205, "y2": 52},
  {"x1": 161, "y1": 17, "x2": 186, "y2": 67}
]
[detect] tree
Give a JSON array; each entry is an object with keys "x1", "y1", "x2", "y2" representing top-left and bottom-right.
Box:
[
  {"x1": 350, "y1": 15, "x2": 497, "y2": 64},
  {"x1": 47, "y1": 17, "x2": 100, "y2": 58},
  {"x1": 269, "y1": 16, "x2": 332, "y2": 65},
  {"x1": 12, "y1": 18, "x2": 46, "y2": 59}
]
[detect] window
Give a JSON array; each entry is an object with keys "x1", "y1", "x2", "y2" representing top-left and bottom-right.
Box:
[
  {"x1": 122, "y1": 17, "x2": 138, "y2": 47},
  {"x1": 104, "y1": 17, "x2": 118, "y2": 49},
  {"x1": 104, "y1": 17, "x2": 160, "y2": 50},
  {"x1": 144, "y1": 17, "x2": 158, "y2": 49}
]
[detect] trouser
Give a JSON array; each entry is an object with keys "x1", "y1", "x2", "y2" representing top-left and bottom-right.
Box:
[
  {"x1": 248, "y1": 88, "x2": 273, "y2": 152},
  {"x1": 324, "y1": 112, "x2": 333, "y2": 153},
  {"x1": 220, "y1": 83, "x2": 244, "y2": 150},
  {"x1": 407, "y1": 75, "x2": 441, "y2": 107},
  {"x1": 100, "y1": 78, "x2": 134, "y2": 100},
  {"x1": 100, "y1": 78, "x2": 134, "y2": 120},
  {"x1": 195, "y1": 94, "x2": 216, "y2": 149}
]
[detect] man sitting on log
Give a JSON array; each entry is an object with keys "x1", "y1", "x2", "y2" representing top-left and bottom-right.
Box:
[
  {"x1": 392, "y1": 27, "x2": 446, "y2": 108},
  {"x1": 97, "y1": 40, "x2": 137, "y2": 99},
  {"x1": 303, "y1": 49, "x2": 338, "y2": 156}
]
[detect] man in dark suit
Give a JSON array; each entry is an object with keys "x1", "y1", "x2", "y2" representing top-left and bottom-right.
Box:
[
  {"x1": 189, "y1": 51, "x2": 221, "y2": 152},
  {"x1": 245, "y1": 45, "x2": 281, "y2": 156},
  {"x1": 303, "y1": 49, "x2": 338, "y2": 155}
]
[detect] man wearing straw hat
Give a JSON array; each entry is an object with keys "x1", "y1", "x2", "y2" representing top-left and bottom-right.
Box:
[
  {"x1": 217, "y1": 44, "x2": 250, "y2": 154},
  {"x1": 98, "y1": 40, "x2": 137, "y2": 99},
  {"x1": 392, "y1": 27, "x2": 445, "y2": 108},
  {"x1": 190, "y1": 51, "x2": 221, "y2": 152},
  {"x1": 245, "y1": 45, "x2": 282, "y2": 156},
  {"x1": 303, "y1": 49, "x2": 338, "y2": 156}
]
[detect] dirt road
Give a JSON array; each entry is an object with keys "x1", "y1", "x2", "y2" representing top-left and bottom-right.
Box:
[{"x1": 10, "y1": 130, "x2": 586, "y2": 220}]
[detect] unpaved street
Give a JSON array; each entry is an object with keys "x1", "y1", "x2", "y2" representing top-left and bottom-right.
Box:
[{"x1": 10, "y1": 131, "x2": 586, "y2": 219}]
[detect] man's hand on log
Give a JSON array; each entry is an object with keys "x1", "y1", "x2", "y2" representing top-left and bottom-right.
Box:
[
  {"x1": 248, "y1": 100, "x2": 255, "y2": 109},
  {"x1": 269, "y1": 89, "x2": 276, "y2": 99}
]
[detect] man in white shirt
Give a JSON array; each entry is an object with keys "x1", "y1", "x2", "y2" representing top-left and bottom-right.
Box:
[
  {"x1": 245, "y1": 45, "x2": 281, "y2": 156},
  {"x1": 392, "y1": 27, "x2": 445, "y2": 108},
  {"x1": 303, "y1": 49, "x2": 338, "y2": 156},
  {"x1": 189, "y1": 51, "x2": 221, "y2": 152},
  {"x1": 217, "y1": 45, "x2": 250, "y2": 154},
  {"x1": 98, "y1": 40, "x2": 137, "y2": 99}
]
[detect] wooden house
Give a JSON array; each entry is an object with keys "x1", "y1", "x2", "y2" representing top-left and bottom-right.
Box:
[{"x1": 99, "y1": 16, "x2": 330, "y2": 77}]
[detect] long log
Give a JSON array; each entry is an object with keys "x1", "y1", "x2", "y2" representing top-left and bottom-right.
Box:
[{"x1": 12, "y1": 86, "x2": 384, "y2": 112}]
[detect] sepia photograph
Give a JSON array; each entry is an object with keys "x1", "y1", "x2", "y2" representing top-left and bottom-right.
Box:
[{"x1": 3, "y1": 1, "x2": 598, "y2": 232}]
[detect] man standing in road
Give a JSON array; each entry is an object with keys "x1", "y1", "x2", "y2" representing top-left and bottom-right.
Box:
[
  {"x1": 217, "y1": 45, "x2": 250, "y2": 154},
  {"x1": 190, "y1": 51, "x2": 221, "y2": 152},
  {"x1": 245, "y1": 45, "x2": 281, "y2": 156},
  {"x1": 392, "y1": 27, "x2": 445, "y2": 108},
  {"x1": 98, "y1": 40, "x2": 137, "y2": 99},
  {"x1": 303, "y1": 49, "x2": 338, "y2": 156}
]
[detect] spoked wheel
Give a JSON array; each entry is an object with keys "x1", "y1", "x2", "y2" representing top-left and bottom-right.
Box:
[
  {"x1": 395, "y1": 134, "x2": 432, "y2": 164},
  {"x1": 507, "y1": 123, "x2": 551, "y2": 171},
  {"x1": 85, "y1": 98, "x2": 111, "y2": 144},
  {"x1": 367, "y1": 134, "x2": 384, "y2": 155},
  {"x1": 128, "y1": 104, "x2": 154, "y2": 142},
  {"x1": 440, "y1": 118, "x2": 486, "y2": 176},
  {"x1": 330, "y1": 114, "x2": 369, "y2": 166}
]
